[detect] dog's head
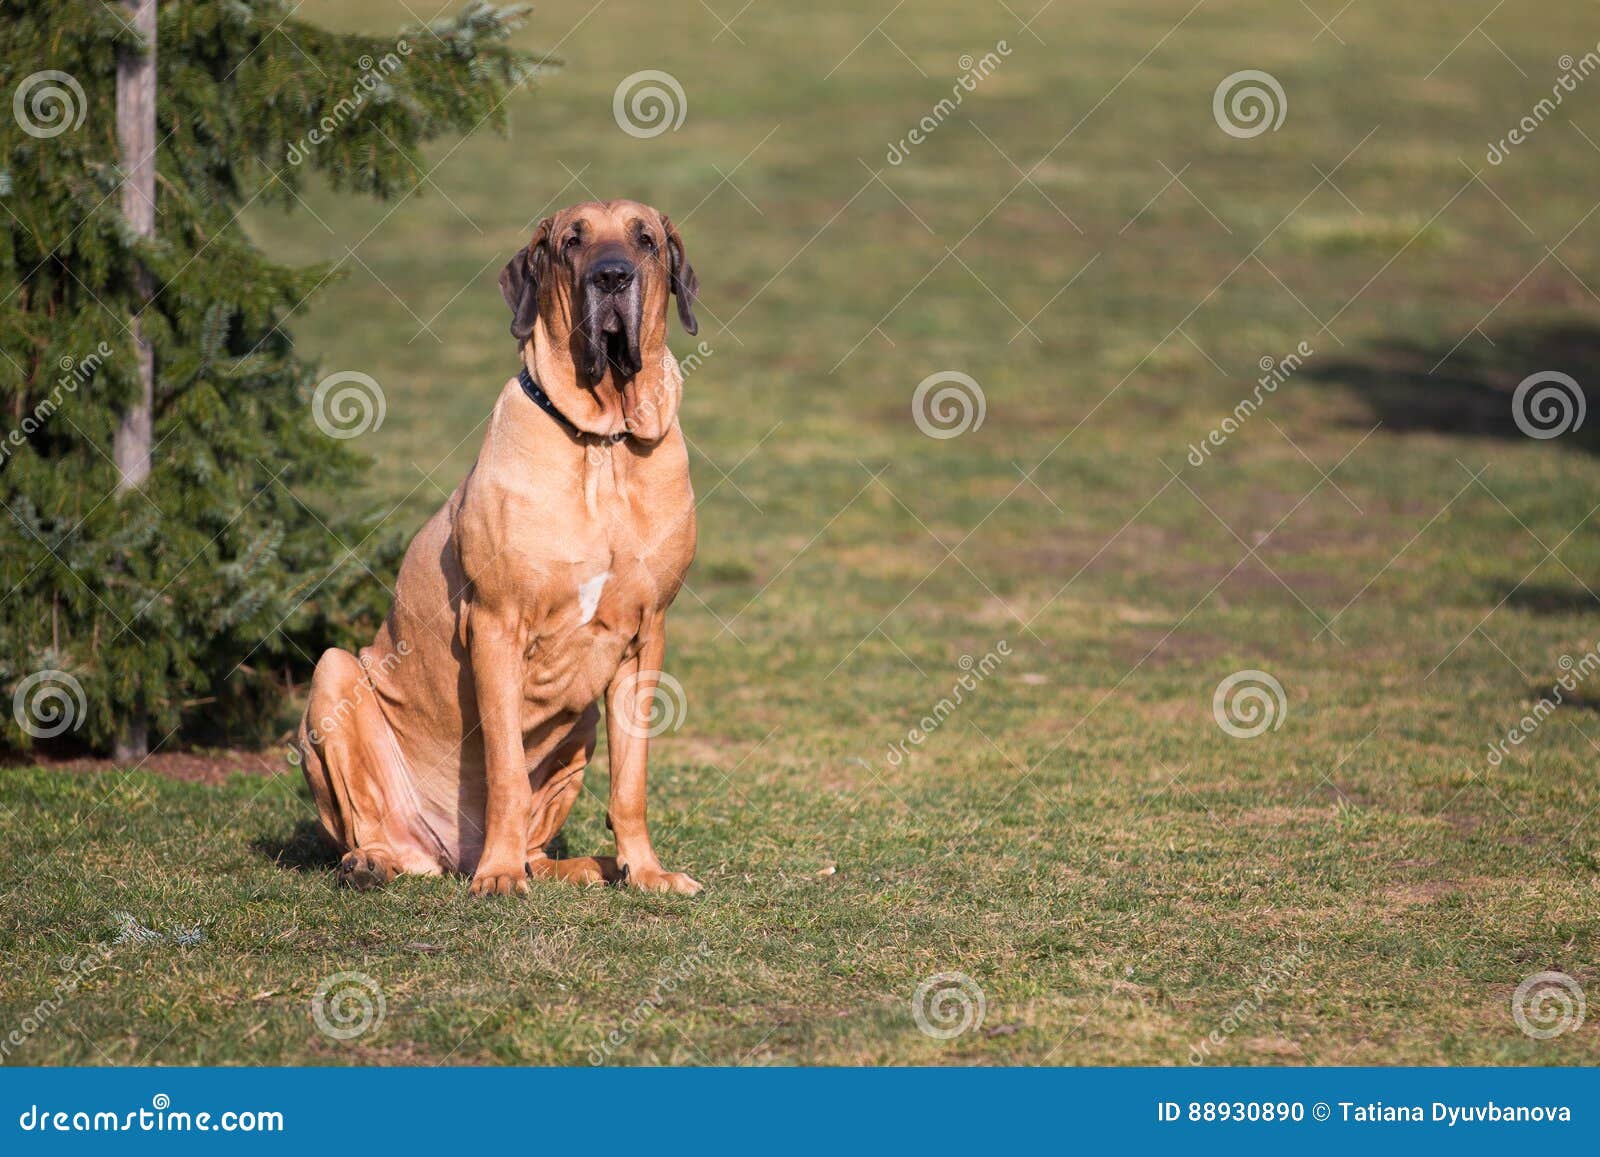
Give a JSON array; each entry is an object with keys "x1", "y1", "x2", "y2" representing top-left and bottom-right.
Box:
[{"x1": 498, "y1": 199, "x2": 697, "y2": 388}]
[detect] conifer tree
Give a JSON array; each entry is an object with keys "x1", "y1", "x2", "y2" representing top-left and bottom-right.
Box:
[{"x1": 0, "y1": 0, "x2": 548, "y2": 755}]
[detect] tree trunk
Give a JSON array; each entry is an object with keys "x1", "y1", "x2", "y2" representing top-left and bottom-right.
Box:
[
  {"x1": 114, "y1": 0, "x2": 156, "y2": 760},
  {"x1": 112, "y1": 720, "x2": 148, "y2": 764}
]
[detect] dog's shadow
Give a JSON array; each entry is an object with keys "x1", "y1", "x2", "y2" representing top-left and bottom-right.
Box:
[
  {"x1": 249, "y1": 823, "x2": 578, "y2": 873},
  {"x1": 250, "y1": 820, "x2": 341, "y2": 873}
]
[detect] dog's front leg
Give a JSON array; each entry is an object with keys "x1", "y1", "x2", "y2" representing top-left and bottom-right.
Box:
[
  {"x1": 606, "y1": 615, "x2": 702, "y2": 895},
  {"x1": 467, "y1": 608, "x2": 533, "y2": 896}
]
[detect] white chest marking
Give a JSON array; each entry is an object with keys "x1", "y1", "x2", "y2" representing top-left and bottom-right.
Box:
[{"x1": 577, "y1": 572, "x2": 611, "y2": 625}]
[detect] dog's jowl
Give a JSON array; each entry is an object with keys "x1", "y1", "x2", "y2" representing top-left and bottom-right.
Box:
[{"x1": 296, "y1": 200, "x2": 703, "y2": 897}]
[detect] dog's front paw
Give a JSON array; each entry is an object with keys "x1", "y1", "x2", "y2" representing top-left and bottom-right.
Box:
[
  {"x1": 624, "y1": 865, "x2": 703, "y2": 896},
  {"x1": 469, "y1": 860, "x2": 530, "y2": 897}
]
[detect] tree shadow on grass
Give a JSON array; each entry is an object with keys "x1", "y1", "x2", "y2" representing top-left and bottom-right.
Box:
[
  {"x1": 1493, "y1": 579, "x2": 1600, "y2": 618},
  {"x1": 251, "y1": 819, "x2": 340, "y2": 872},
  {"x1": 1306, "y1": 319, "x2": 1600, "y2": 452},
  {"x1": 1556, "y1": 687, "x2": 1600, "y2": 713}
]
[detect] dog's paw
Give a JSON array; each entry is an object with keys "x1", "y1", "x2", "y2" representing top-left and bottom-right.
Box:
[
  {"x1": 624, "y1": 866, "x2": 703, "y2": 896},
  {"x1": 469, "y1": 862, "x2": 530, "y2": 897},
  {"x1": 532, "y1": 855, "x2": 619, "y2": 885},
  {"x1": 336, "y1": 849, "x2": 398, "y2": 891}
]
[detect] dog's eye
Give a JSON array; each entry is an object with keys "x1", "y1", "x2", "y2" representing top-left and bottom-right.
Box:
[
  {"x1": 639, "y1": 231, "x2": 657, "y2": 251},
  {"x1": 563, "y1": 234, "x2": 581, "y2": 251}
]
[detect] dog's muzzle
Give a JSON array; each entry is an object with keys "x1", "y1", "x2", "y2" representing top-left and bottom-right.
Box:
[{"x1": 583, "y1": 260, "x2": 643, "y2": 382}]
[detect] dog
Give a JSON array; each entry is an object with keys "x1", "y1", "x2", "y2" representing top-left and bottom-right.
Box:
[{"x1": 295, "y1": 199, "x2": 703, "y2": 897}]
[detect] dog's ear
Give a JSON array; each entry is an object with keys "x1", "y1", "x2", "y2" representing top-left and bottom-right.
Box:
[
  {"x1": 498, "y1": 218, "x2": 553, "y2": 345},
  {"x1": 661, "y1": 214, "x2": 698, "y2": 337}
]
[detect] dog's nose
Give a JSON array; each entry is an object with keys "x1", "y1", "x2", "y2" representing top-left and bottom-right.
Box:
[{"x1": 588, "y1": 259, "x2": 635, "y2": 295}]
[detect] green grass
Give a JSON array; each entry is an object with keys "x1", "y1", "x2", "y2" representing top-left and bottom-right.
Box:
[{"x1": 4, "y1": 0, "x2": 1600, "y2": 1065}]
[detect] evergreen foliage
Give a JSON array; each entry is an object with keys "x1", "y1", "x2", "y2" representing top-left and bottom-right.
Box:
[{"x1": 0, "y1": 0, "x2": 548, "y2": 752}]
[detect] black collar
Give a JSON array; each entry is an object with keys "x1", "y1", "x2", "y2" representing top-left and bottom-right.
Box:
[{"x1": 518, "y1": 366, "x2": 627, "y2": 443}]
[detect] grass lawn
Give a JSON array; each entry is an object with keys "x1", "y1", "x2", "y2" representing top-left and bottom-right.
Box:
[{"x1": 3, "y1": 0, "x2": 1600, "y2": 1065}]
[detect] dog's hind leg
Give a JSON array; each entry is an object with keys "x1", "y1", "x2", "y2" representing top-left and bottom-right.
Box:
[
  {"x1": 524, "y1": 707, "x2": 621, "y2": 885},
  {"x1": 298, "y1": 647, "x2": 438, "y2": 889}
]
